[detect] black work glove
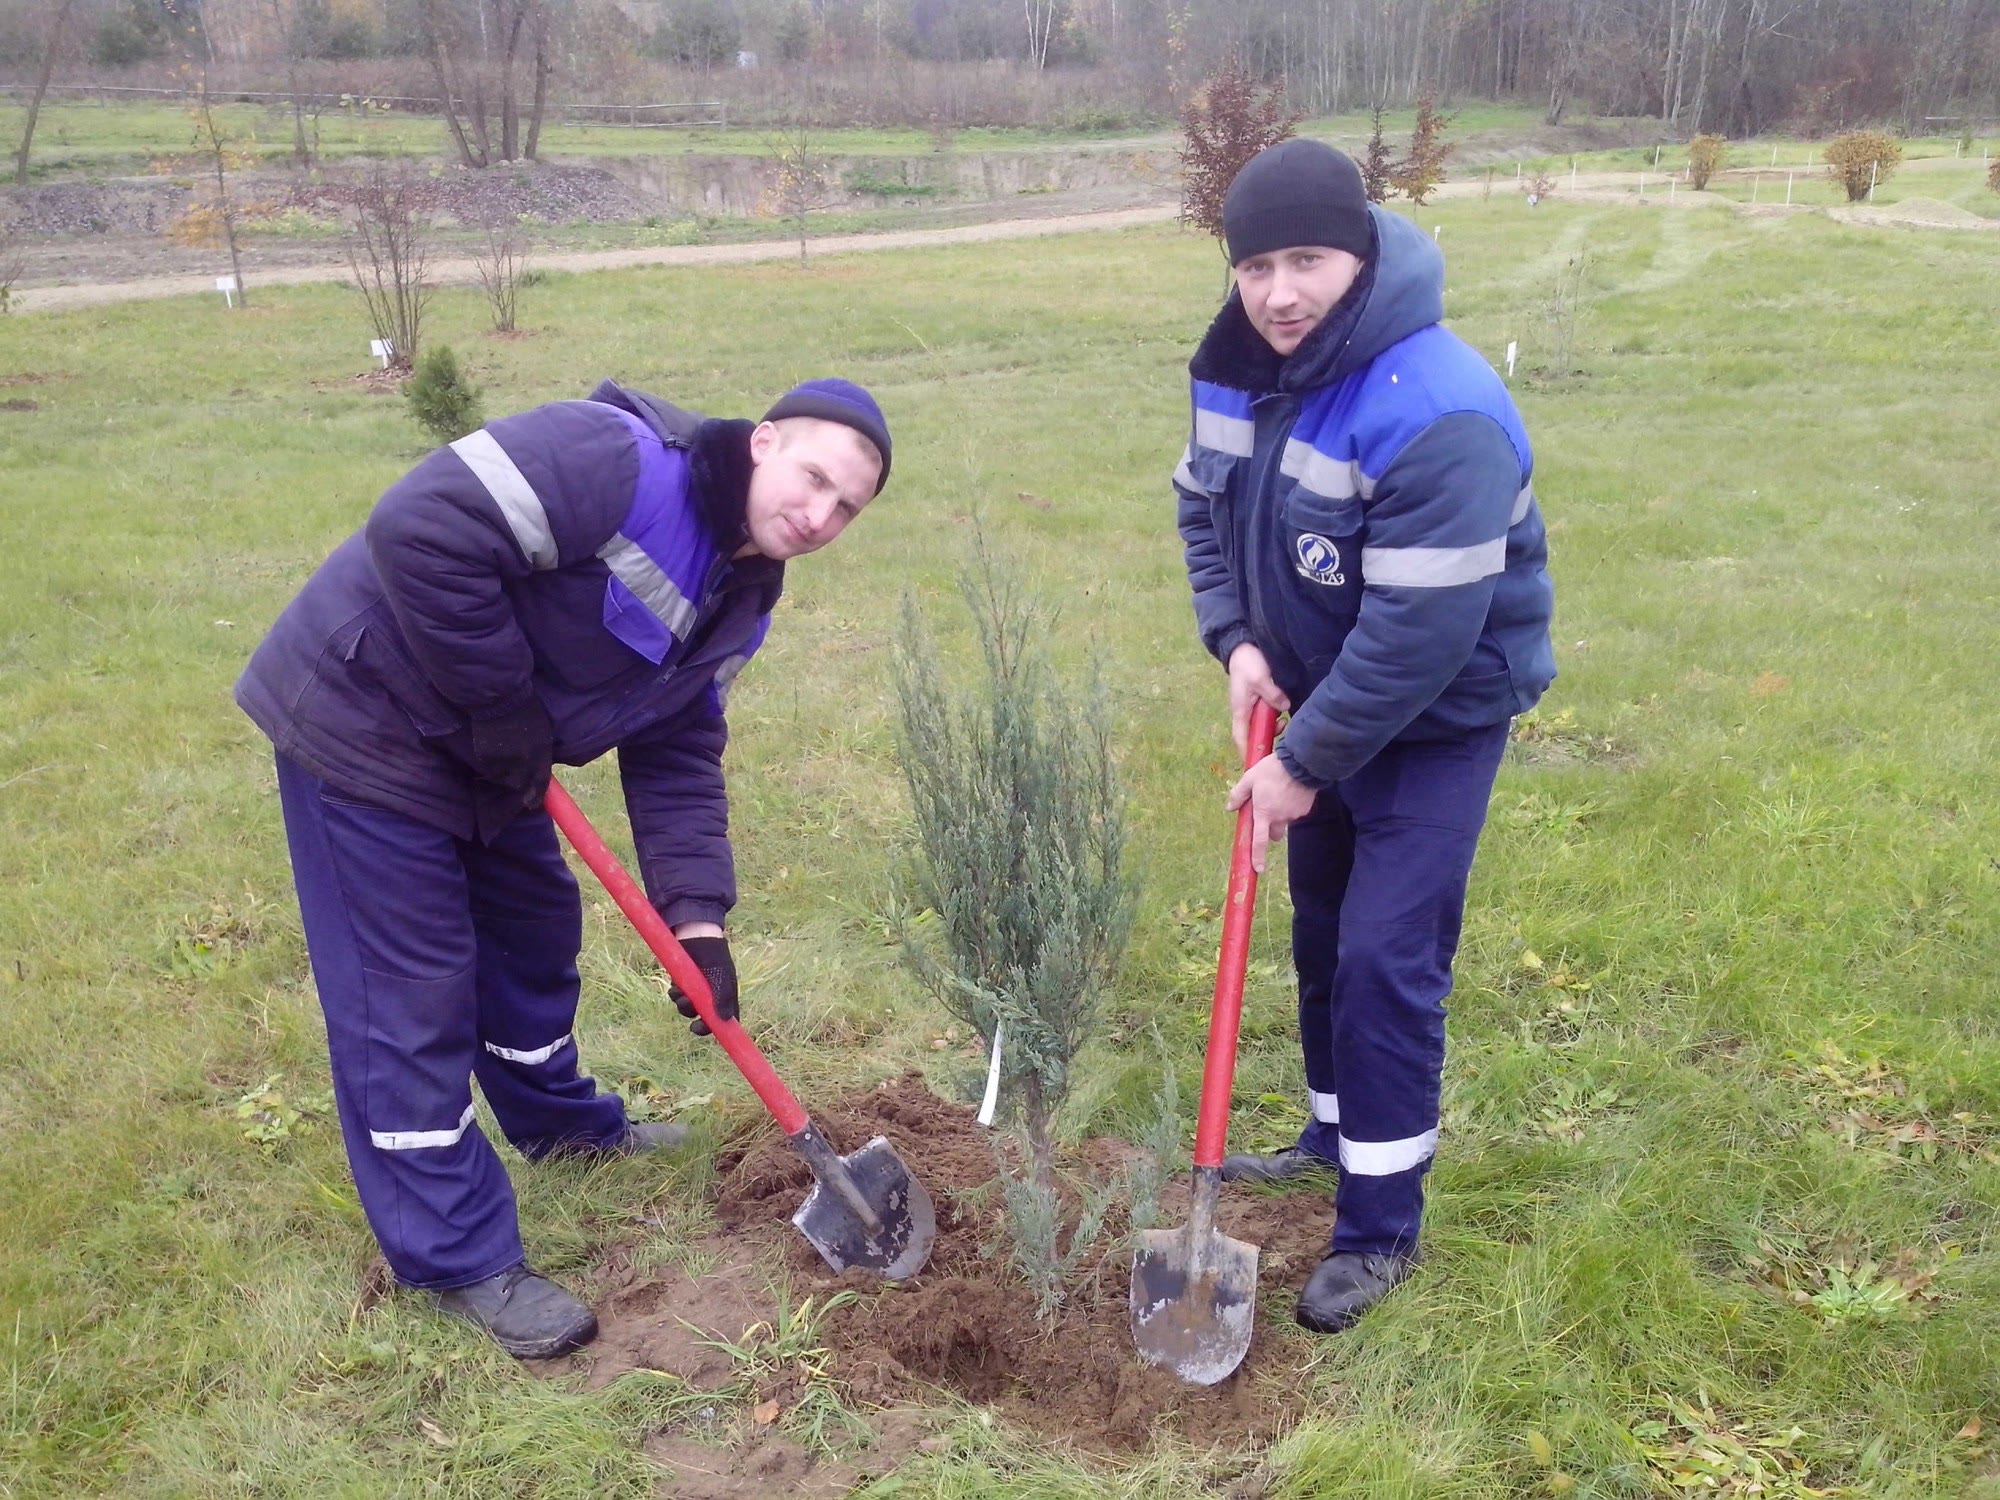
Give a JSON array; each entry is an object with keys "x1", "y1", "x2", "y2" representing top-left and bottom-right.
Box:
[
  {"x1": 670, "y1": 935, "x2": 738, "y2": 1036},
  {"x1": 468, "y1": 698, "x2": 554, "y2": 814}
]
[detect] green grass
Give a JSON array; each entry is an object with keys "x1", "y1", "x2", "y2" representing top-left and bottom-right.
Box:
[{"x1": 3, "y1": 193, "x2": 1998, "y2": 1495}]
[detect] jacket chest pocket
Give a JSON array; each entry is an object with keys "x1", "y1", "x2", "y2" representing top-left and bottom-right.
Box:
[{"x1": 1280, "y1": 488, "x2": 1364, "y2": 610}]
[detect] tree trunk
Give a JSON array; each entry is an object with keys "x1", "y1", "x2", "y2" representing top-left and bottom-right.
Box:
[
  {"x1": 13, "y1": 0, "x2": 74, "y2": 188},
  {"x1": 523, "y1": 33, "x2": 550, "y2": 161},
  {"x1": 426, "y1": 8, "x2": 484, "y2": 169}
]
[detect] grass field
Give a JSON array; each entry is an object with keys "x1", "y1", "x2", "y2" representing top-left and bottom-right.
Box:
[{"x1": 2, "y1": 181, "x2": 1998, "y2": 1496}]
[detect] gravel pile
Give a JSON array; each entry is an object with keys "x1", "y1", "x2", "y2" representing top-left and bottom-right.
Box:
[
  {"x1": 280, "y1": 161, "x2": 662, "y2": 228},
  {"x1": 1, "y1": 181, "x2": 191, "y2": 236}
]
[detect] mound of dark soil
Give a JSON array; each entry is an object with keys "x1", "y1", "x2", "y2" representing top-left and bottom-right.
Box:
[{"x1": 707, "y1": 1076, "x2": 1332, "y2": 1453}]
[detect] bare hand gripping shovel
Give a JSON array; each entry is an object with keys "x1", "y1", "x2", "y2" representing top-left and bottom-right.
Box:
[
  {"x1": 546, "y1": 778, "x2": 935, "y2": 1280},
  {"x1": 1130, "y1": 699, "x2": 1278, "y2": 1385}
]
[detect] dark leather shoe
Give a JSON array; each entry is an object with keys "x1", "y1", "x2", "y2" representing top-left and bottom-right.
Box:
[
  {"x1": 430, "y1": 1264, "x2": 597, "y2": 1359},
  {"x1": 1219, "y1": 1146, "x2": 1337, "y2": 1186},
  {"x1": 1295, "y1": 1251, "x2": 1416, "y2": 1333},
  {"x1": 614, "y1": 1121, "x2": 690, "y2": 1155}
]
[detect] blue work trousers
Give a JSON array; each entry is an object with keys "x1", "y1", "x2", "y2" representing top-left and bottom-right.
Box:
[
  {"x1": 275, "y1": 755, "x2": 631, "y2": 1288},
  {"x1": 1287, "y1": 723, "x2": 1509, "y2": 1258}
]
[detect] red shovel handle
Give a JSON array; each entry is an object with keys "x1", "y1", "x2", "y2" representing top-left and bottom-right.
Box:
[
  {"x1": 1191, "y1": 700, "x2": 1279, "y2": 1170},
  {"x1": 544, "y1": 777, "x2": 810, "y2": 1137}
]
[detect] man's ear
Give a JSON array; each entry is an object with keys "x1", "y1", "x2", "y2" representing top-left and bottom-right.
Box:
[{"x1": 748, "y1": 420, "x2": 778, "y2": 464}]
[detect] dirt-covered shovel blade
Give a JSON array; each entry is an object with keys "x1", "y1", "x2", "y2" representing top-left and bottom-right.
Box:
[
  {"x1": 544, "y1": 778, "x2": 937, "y2": 1280},
  {"x1": 1129, "y1": 700, "x2": 1279, "y2": 1385},
  {"x1": 1131, "y1": 1167, "x2": 1259, "y2": 1385},
  {"x1": 790, "y1": 1126, "x2": 937, "y2": 1279}
]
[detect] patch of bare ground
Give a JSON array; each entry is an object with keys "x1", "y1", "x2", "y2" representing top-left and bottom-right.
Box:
[{"x1": 706, "y1": 1076, "x2": 1326, "y2": 1454}]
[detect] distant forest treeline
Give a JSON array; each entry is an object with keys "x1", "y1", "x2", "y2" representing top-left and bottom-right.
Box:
[{"x1": 7, "y1": 0, "x2": 1997, "y2": 137}]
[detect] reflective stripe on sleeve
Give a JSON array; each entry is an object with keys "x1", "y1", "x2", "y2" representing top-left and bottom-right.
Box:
[
  {"x1": 1510, "y1": 484, "x2": 1535, "y2": 526},
  {"x1": 450, "y1": 430, "x2": 557, "y2": 570},
  {"x1": 599, "y1": 534, "x2": 698, "y2": 638},
  {"x1": 483, "y1": 1034, "x2": 573, "y2": 1066},
  {"x1": 370, "y1": 1102, "x2": 477, "y2": 1152},
  {"x1": 1362, "y1": 538, "x2": 1507, "y2": 588},
  {"x1": 1172, "y1": 445, "x2": 1206, "y2": 496},
  {"x1": 1338, "y1": 1128, "x2": 1438, "y2": 1176}
]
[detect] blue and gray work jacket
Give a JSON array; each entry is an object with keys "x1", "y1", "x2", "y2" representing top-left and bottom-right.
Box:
[
  {"x1": 236, "y1": 381, "x2": 777, "y2": 928},
  {"x1": 1176, "y1": 206, "x2": 1556, "y2": 787}
]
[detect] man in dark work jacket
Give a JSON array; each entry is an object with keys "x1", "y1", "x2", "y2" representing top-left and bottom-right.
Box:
[{"x1": 237, "y1": 377, "x2": 891, "y2": 1358}]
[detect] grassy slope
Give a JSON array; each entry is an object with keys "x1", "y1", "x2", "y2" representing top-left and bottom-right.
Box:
[{"x1": 1, "y1": 187, "x2": 1997, "y2": 1496}]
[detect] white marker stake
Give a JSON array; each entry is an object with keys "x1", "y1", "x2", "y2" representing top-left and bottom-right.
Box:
[
  {"x1": 215, "y1": 274, "x2": 238, "y2": 308},
  {"x1": 1869, "y1": 161, "x2": 1878, "y2": 201},
  {"x1": 976, "y1": 1022, "x2": 1004, "y2": 1127},
  {"x1": 1771, "y1": 146, "x2": 1778, "y2": 166},
  {"x1": 1432, "y1": 224, "x2": 1440, "y2": 241},
  {"x1": 370, "y1": 338, "x2": 395, "y2": 369},
  {"x1": 1505, "y1": 340, "x2": 1518, "y2": 380},
  {"x1": 1786, "y1": 172, "x2": 1793, "y2": 205},
  {"x1": 1670, "y1": 178, "x2": 1676, "y2": 201},
  {"x1": 1654, "y1": 144, "x2": 1662, "y2": 167},
  {"x1": 1751, "y1": 174, "x2": 1759, "y2": 203}
]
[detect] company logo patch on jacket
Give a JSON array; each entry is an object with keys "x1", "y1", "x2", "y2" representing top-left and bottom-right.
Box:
[{"x1": 1294, "y1": 532, "x2": 1346, "y2": 586}]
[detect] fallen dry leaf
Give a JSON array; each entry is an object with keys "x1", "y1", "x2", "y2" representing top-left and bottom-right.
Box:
[
  {"x1": 418, "y1": 1418, "x2": 453, "y2": 1447},
  {"x1": 1957, "y1": 1417, "x2": 1983, "y2": 1440},
  {"x1": 752, "y1": 1399, "x2": 781, "y2": 1425}
]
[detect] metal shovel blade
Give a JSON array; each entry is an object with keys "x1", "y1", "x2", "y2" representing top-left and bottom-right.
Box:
[
  {"x1": 1130, "y1": 1167, "x2": 1259, "y2": 1386},
  {"x1": 790, "y1": 1129, "x2": 937, "y2": 1280}
]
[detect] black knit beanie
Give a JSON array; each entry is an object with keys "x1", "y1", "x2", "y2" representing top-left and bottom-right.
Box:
[{"x1": 1223, "y1": 139, "x2": 1373, "y2": 266}]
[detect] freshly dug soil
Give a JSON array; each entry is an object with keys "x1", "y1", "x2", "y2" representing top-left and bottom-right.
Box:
[{"x1": 706, "y1": 1076, "x2": 1331, "y2": 1453}]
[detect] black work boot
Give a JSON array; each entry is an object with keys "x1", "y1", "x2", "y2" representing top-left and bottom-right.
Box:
[
  {"x1": 1294, "y1": 1251, "x2": 1416, "y2": 1333},
  {"x1": 1219, "y1": 1146, "x2": 1338, "y2": 1186},
  {"x1": 430, "y1": 1264, "x2": 597, "y2": 1359},
  {"x1": 613, "y1": 1121, "x2": 690, "y2": 1155}
]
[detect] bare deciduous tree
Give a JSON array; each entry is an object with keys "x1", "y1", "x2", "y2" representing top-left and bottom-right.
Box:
[
  {"x1": 13, "y1": 0, "x2": 80, "y2": 187},
  {"x1": 167, "y1": 78, "x2": 261, "y2": 310},
  {"x1": 343, "y1": 168, "x2": 433, "y2": 371},
  {"x1": 420, "y1": 0, "x2": 552, "y2": 168},
  {"x1": 762, "y1": 118, "x2": 839, "y2": 266},
  {"x1": 0, "y1": 225, "x2": 25, "y2": 314},
  {"x1": 472, "y1": 226, "x2": 528, "y2": 333}
]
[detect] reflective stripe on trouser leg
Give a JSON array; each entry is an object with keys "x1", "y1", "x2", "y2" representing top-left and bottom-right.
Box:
[
  {"x1": 1290, "y1": 793, "x2": 1357, "y2": 1169},
  {"x1": 1324, "y1": 724, "x2": 1508, "y2": 1257},
  {"x1": 275, "y1": 755, "x2": 525, "y2": 1289},
  {"x1": 464, "y1": 809, "x2": 629, "y2": 1160}
]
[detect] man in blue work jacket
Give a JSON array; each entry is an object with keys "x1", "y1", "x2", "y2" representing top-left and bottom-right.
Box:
[
  {"x1": 1175, "y1": 140, "x2": 1555, "y2": 1331},
  {"x1": 237, "y1": 378, "x2": 891, "y2": 1358}
]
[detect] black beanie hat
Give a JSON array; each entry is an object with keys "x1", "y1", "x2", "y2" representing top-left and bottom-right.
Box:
[
  {"x1": 762, "y1": 378, "x2": 893, "y2": 494},
  {"x1": 1223, "y1": 139, "x2": 1373, "y2": 266}
]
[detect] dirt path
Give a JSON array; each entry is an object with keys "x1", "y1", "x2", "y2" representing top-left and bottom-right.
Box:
[{"x1": 11, "y1": 204, "x2": 1181, "y2": 314}]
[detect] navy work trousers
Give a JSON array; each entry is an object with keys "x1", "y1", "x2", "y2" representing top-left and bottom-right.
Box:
[
  {"x1": 1286, "y1": 722, "x2": 1509, "y2": 1258},
  {"x1": 276, "y1": 755, "x2": 632, "y2": 1288}
]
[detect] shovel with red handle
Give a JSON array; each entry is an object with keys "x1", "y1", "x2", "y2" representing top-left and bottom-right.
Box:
[
  {"x1": 1129, "y1": 699, "x2": 1278, "y2": 1385},
  {"x1": 545, "y1": 777, "x2": 935, "y2": 1280}
]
